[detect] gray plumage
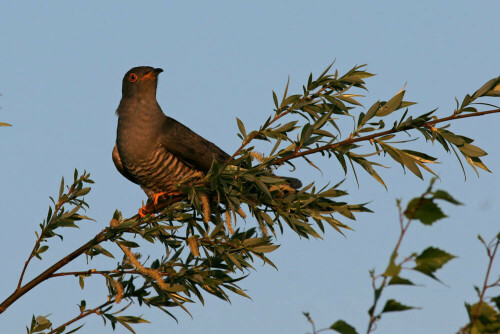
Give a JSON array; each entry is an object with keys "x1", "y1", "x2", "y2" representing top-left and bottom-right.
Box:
[{"x1": 113, "y1": 66, "x2": 301, "y2": 199}]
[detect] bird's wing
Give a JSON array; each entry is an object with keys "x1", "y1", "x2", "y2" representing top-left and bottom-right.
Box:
[
  {"x1": 112, "y1": 144, "x2": 139, "y2": 184},
  {"x1": 160, "y1": 116, "x2": 230, "y2": 172}
]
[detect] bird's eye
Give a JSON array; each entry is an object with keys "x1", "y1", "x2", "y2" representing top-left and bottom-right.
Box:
[{"x1": 128, "y1": 73, "x2": 138, "y2": 82}]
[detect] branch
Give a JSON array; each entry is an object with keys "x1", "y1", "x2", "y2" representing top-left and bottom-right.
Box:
[
  {"x1": 274, "y1": 108, "x2": 500, "y2": 165},
  {"x1": 226, "y1": 84, "x2": 332, "y2": 163},
  {"x1": 17, "y1": 192, "x2": 75, "y2": 289},
  {"x1": 1, "y1": 192, "x2": 197, "y2": 315},
  {"x1": 0, "y1": 230, "x2": 107, "y2": 314},
  {"x1": 49, "y1": 269, "x2": 174, "y2": 278}
]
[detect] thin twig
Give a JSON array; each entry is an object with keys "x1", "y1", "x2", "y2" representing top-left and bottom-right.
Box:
[
  {"x1": 471, "y1": 236, "x2": 500, "y2": 325},
  {"x1": 47, "y1": 300, "x2": 114, "y2": 334},
  {"x1": 17, "y1": 197, "x2": 68, "y2": 290},
  {"x1": 17, "y1": 243, "x2": 41, "y2": 291},
  {"x1": 366, "y1": 194, "x2": 428, "y2": 333}
]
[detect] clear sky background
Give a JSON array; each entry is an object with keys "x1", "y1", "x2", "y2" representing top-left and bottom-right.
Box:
[{"x1": 1, "y1": 2, "x2": 499, "y2": 334}]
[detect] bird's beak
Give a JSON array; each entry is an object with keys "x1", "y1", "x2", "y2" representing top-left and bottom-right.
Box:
[{"x1": 143, "y1": 68, "x2": 164, "y2": 80}]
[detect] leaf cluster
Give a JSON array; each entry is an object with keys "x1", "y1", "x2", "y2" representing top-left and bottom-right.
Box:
[
  {"x1": 321, "y1": 179, "x2": 461, "y2": 334},
  {"x1": 5, "y1": 63, "x2": 500, "y2": 333}
]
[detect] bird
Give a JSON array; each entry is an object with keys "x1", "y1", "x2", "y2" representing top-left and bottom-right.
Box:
[{"x1": 113, "y1": 66, "x2": 301, "y2": 216}]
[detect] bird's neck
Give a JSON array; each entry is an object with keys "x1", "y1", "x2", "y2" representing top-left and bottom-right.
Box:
[{"x1": 116, "y1": 98, "x2": 164, "y2": 160}]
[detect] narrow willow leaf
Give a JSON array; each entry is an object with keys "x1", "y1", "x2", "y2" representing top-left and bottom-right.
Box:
[
  {"x1": 402, "y1": 150, "x2": 438, "y2": 163},
  {"x1": 350, "y1": 155, "x2": 387, "y2": 189},
  {"x1": 376, "y1": 90, "x2": 405, "y2": 117},
  {"x1": 281, "y1": 94, "x2": 302, "y2": 107},
  {"x1": 79, "y1": 275, "x2": 85, "y2": 290},
  {"x1": 274, "y1": 121, "x2": 298, "y2": 133},
  {"x1": 337, "y1": 94, "x2": 363, "y2": 106},
  {"x1": 272, "y1": 90, "x2": 279, "y2": 109},
  {"x1": 65, "y1": 324, "x2": 85, "y2": 334},
  {"x1": 361, "y1": 101, "x2": 380, "y2": 126},
  {"x1": 236, "y1": 118, "x2": 246, "y2": 137},
  {"x1": 458, "y1": 143, "x2": 487, "y2": 157},
  {"x1": 319, "y1": 61, "x2": 335, "y2": 79},
  {"x1": 400, "y1": 153, "x2": 423, "y2": 179},
  {"x1": 467, "y1": 156, "x2": 491, "y2": 172},
  {"x1": 439, "y1": 131, "x2": 465, "y2": 146},
  {"x1": 252, "y1": 244, "x2": 280, "y2": 253},
  {"x1": 282, "y1": 76, "x2": 290, "y2": 102},
  {"x1": 472, "y1": 78, "x2": 497, "y2": 99}
]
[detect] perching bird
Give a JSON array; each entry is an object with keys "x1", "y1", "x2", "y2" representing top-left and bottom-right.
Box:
[{"x1": 113, "y1": 66, "x2": 301, "y2": 215}]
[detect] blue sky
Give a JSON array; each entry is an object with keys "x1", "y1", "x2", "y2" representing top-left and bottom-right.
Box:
[{"x1": 1, "y1": 2, "x2": 499, "y2": 333}]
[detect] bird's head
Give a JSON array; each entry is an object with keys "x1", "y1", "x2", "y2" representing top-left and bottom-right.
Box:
[{"x1": 121, "y1": 66, "x2": 164, "y2": 99}]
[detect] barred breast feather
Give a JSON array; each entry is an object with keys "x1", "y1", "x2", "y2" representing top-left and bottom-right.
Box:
[{"x1": 124, "y1": 145, "x2": 200, "y2": 198}]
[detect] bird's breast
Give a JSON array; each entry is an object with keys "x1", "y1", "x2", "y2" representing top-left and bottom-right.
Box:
[{"x1": 122, "y1": 145, "x2": 200, "y2": 197}]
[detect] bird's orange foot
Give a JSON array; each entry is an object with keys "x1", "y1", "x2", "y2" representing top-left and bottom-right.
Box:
[
  {"x1": 152, "y1": 192, "x2": 168, "y2": 205},
  {"x1": 138, "y1": 205, "x2": 148, "y2": 218},
  {"x1": 138, "y1": 205, "x2": 156, "y2": 218},
  {"x1": 151, "y1": 191, "x2": 182, "y2": 205}
]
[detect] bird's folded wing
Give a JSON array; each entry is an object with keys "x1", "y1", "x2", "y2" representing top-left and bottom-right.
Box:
[
  {"x1": 112, "y1": 144, "x2": 140, "y2": 184},
  {"x1": 160, "y1": 117, "x2": 230, "y2": 172}
]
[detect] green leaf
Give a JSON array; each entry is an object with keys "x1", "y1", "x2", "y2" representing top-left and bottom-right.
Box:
[
  {"x1": 163, "y1": 284, "x2": 187, "y2": 292},
  {"x1": 79, "y1": 300, "x2": 86, "y2": 313},
  {"x1": 459, "y1": 143, "x2": 487, "y2": 157},
  {"x1": 383, "y1": 251, "x2": 401, "y2": 277},
  {"x1": 236, "y1": 118, "x2": 246, "y2": 137},
  {"x1": 32, "y1": 315, "x2": 52, "y2": 332},
  {"x1": 376, "y1": 90, "x2": 405, "y2": 117},
  {"x1": 432, "y1": 190, "x2": 462, "y2": 205},
  {"x1": 360, "y1": 101, "x2": 380, "y2": 126},
  {"x1": 472, "y1": 77, "x2": 497, "y2": 99},
  {"x1": 87, "y1": 245, "x2": 115, "y2": 258},
  {"x1": 491, "y1": 295, "x2": 500, "y2": 310},
  {"x1": 76, "y1": 187, "x2": 91, "y2": 197},
  {"x1": 252, "y1": 244, "x2": 280, "y2": 253},
  {"x1": 404, "y1": 198, "x2": 446, "y2": 225},
  {"x1": 117, "y1": 240, "x2": 140, "y2": 248},
  {"x1": 65, "y1": 324, "x2": 85, "y2": 334},
  {"x1": 381, "y1": 299, "x2": 415, "y2": 313},
  {"x1": 330, "y1": 319, "x2": 359, "y2": 334},
  {"x1": 274, "y1": 121, "x2": 298, "y2": 133},
  {"x1": 388, "y1": 276, "x2": 415, "y2": 286},
  {"x1": 337, "y1": 94, "x2": 363, "y2": 106},
  {"x1": 413, "y1": 247, "x2": 456, "y2": 281},
  {"x1": 79, "y1": 275, "x2": 85, "y2": 290},
  {"x1": 37, "y1": 245, "x2": 49, "y2": 254},
  {"x1": 272, "y1": 90, "x2": 279, "y2": 108}
]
